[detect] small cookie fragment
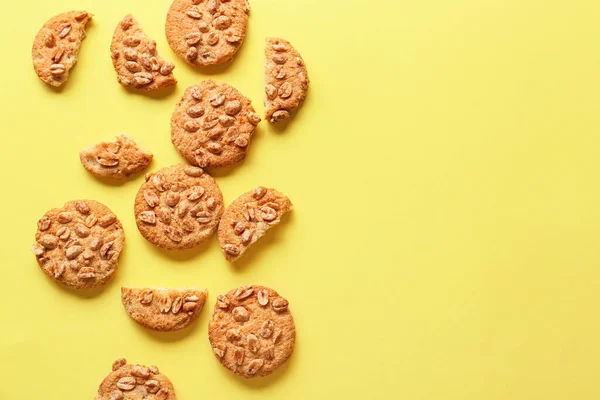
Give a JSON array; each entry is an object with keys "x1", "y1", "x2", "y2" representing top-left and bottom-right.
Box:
[
  {"x1": 264, "y1": 38, "x2": 309, "y2": 123},
  {"x1": 218, "y1": 187, "x2": 292, "y2": 262},
  {"x1": 32, "y1": 200, "x2": 124, "y2": 289},
  {"x1": 208, "y1": 285, "x2": 295, "y2": 378},
  {"x1": 111, "y1": 14, "x2": 176, "y2": 90},
  {"x1": 165, "y1": 0, "x2": 249, "y2": 67},
  {"x1": 94, "y1": 358, "x2": 176, "y2": 400},
  {"x1": 80, "y1": 133, "x2": 153, "y2": 180},
  {"x1": 32, "y1": 11, "x2": 92, "y2": 87},
  {"x1": 121, "y1": 287, "x2": 207, "y2": 331},
  {"x1": 134, "y1": 164, "x2": 224, "y2": 250},
  {"x1": 171, "y1": 80, "x2": 260, "y2": 168}
]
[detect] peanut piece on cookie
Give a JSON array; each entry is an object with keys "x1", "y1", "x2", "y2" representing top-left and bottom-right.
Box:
[
  {"x1": 32, "y1": 11, "x2": 92, "y2": 87},
  {"x1": 80, "y1": 133, "x2": 153, "y2": 180},
  {"x1": 217, "y1": 187, "x2": 292, "y2": 262}
]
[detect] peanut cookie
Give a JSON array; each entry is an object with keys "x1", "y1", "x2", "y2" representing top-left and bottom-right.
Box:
[
  {"x1": 134, "y1": 164, "x2": 224, "y2": 250},
  {"x1": 171, "y1": 80, "x2": 261, "y2": 168},
  {"x1": 32, "y1": 11, "x2": 92, "y2": 87},
  {"x1": 121, "y1": 286, "x2": 207, "y2": 331},
  {"x1": 31, "y1": 200, "x2": 124, "y2": 289},
  {"x1": 218, "y1": 187, "x2": 292, "y2": 262},
  {"x1": 80, "y1": 133, "x2": 153, "y2": 180},
  {"x1": 111, "y1": 15, "x2": 176, "y2": 90},
  {"x1": 95, "y1": 358, "x2": 176, "y2": 400},
  {"x1": 208, "y1": 285, "x2": 295, "y2": 378},
  {"x1": 165, "y1": 0, "x2": 249, "y2": 67},
  {"x1": 264, "y1": 38, "x2": 309, "y2": 123}
]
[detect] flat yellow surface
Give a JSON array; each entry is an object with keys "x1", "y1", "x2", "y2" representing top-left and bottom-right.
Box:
[{"x1": 1, "y1": 0, "x2": 600, "y2": 398}]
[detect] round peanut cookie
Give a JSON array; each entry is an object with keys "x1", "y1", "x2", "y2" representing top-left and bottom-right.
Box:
[
  {"x1": 95, "y1": 358, "x2": 176, "y2": 400},
  {"x1": 121, "y1": 286, "x2": 208, "y2": 331},
  {"x1": 32, "y1": 11, "x2": 92, "y2": 87},
  {"x1": 218, "y1": 187, "x2": 292, "y2": 262},
  {"x1": 134, "y1": 164, "x2": 224, "y2": 250},
  {"x1": 165, "y1": 0, "x2": 249, "y2": 67},
  {"x1": 80, "y1": 133, "x2": 153, "y2": 180},
  {"x1": 31, "y1": 200, "x2": 124, "y2": 289},
  {"x1": 111, "y1": 15, "x2": 176, "y2": 90},
  {"x1": 264, "y1": 38, "x2": 309, "y2": 123},
  {"x1": 171, "y1": 80, "x2": 261, "y2": 168},
  {"x1": 208, "y1": 285, "x2": 295, "y2": 378}
]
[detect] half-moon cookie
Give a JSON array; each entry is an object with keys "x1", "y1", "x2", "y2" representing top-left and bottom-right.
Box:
[
  {"x1": 111, "y1": 14, "x2": 176, "y2": 90},
  {"x1": 31, "y1": 200, "x2": 124, "y2": 289},
  {"x1": 80, "y1": 133, "x2": 153, "y2": 180},
  {"x1": 121, "y1": 286, "x2": 207, "y2": 331},
  {"x1": 208, "y1": 285, "x2": 296, "y2": 378},
  {"x1": 32, "y1": 11, "x2": 92, "y2": 87},
  {"x1": 134, "y1": 164, "x2": 224, "y2": 250},
  {"x1": 165, "y1": 0, "x2": 249, "y2": 67},
  {"x1": 171, "y1": 80, "x2": 261, "y2": 168},
  {"x1": 218, "y1": 187, "x2": 292, "y2": 262},
  {"x1": 94, "y1": 358, "x2": 176, "y2": 400},
  {"x1": 264, "y1": 38, "x2": 309, "y2": 123}
]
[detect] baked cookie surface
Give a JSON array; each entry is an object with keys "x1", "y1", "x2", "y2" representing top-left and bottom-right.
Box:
[
  {"x1": 134, "y1": 164, "x2": 224, "y2": 250},
  {"x1": 264, "y1": 38, "x2": 309, "y2": 123},
  {"x1": 121, "y1": 286, "x2": 207, "y2": 331},
  {"x1": 171, "y1": 80, "x2": 260, "y2": 168},
  {"x1": 165, "y1": 0, "x2": 249, "y2": 66},
  {"x1": 94, "y1": 358, "x2": 176, "y2": 400},
  {"x1": 31, "y1": 200, "x2": 124, "y2": 289},
  {"x1": 80, "y1": 133, "x2": 153, "y2": 180},
  {"x1": 111, "y1": 15, "x2": 176, "y2": 90},
  {"x1": 208, "y1": 285, "x2": 295, "y2": 378},
  {"x1": 32, "y1": 11, "x2": 92, "y2": 87},
  {"x1": 218, "y1": 187, "x2": 292, "y2": 261}
]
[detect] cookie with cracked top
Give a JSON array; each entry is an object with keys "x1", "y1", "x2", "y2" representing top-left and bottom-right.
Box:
[
  {"x1": 264, "y1": 38, "x2": 309, "y2": 123},
  {"x1": 32, "y1": 11, "x2": 92, "y2": 87},
  {"x1": 217, "y1": 187, "x2": 292, "y2": 262},
  {"x1": 171, "y1": 80, "x2": 261, "y2": 168},
  {"x1": 165, "y1": 0, "x2": 249, "y2": 67},
  {"x1": 134, "y1": 164, "x2": 224, "y2": 250},
  {"x1": 111, "y1": 14, "x2": 176, "y2": 90},
  {"x1": 121, "y1": 286, "x2": 207, "y2": 331},
  {"x1": 94, "y1": 358, "x2": 176, "y2": 400},
  {"x1": 31, "y1": 200, "x2": 124, "y2": 289},
  {"x1": 208, "y1": 285, "x2": 295, "y2": 378}
]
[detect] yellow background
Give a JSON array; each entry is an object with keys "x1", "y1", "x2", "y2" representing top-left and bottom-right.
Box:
[{"x1": 1, "y1": 0, "x2": 600, "y2": 398}]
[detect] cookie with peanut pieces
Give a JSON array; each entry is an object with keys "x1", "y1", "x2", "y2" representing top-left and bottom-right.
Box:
[
  {"x1": 111, "y1": 15, "x2": 176, "y2": 90},
  {"x1": 165, "y1": 0, "x2": 249, "y2": 67},
  {"x1": 171, "y1": 80, "x2": 261, "y2": 168},
  {"x1": 31, "y1": 200, "x2": 124, "y2": 289},
  {"x1": 218, "y1": 187, "x2": 292, "y2": 262},
  {"x1": 121, "y1": 286, "x2": 207, "y2": 331},
  {"x1": 95, "y1": 358, "x2": 176, "y2": 400},
  {"x1": 264, "y1": 38, "x2": 309, "y2": 123},
  {"x1": 134, "y1": 164, "x2": 224, "y2": 250},
  {"x1": 208, "y1": 285, "x2": 295, "y2": 378},
  {"x1": 32, "y1": 11, "x2": 92, "y2": 87},
  {"x1": 80, "y1": 133, "x2": 153, "y2": 180}
]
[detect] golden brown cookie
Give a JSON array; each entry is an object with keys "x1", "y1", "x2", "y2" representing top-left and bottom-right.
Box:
[
  {"x1": 165, "y1": 0, "x2": 249, "y2": 67},
  {"x1": 171, "y1": 80, "x2": 261, "y2": 168},
  {"x1": 94, "y1": 358, "x2": 176, "y2": 400},
  {"x1": 208, "y1": 285, "x2": 295, "y2": 378},
  {"x1": 111, "y1": 15, "x2": 176, "y2": 90},
  {"x1": 134, "y1": 164, "x2": 224, "y2": 250},
  {"x1": 32, "y1": 11, "x2": 92, "y2": 87},
  {"x1": 217, "y1": 187, "x2": 292, "y2": 262},
  {"x1": 31, "y1": 200, "x2": 124, "y2": 289},
  {"x1": 121, "y1": 286, "x2": 207, "y2": 331},
  {"x1": 80, "y1": 133, "x2": 153, "y2": 180},
  {"x1": 264, "y1": 38, "x2": 309, "y2": 123}
]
